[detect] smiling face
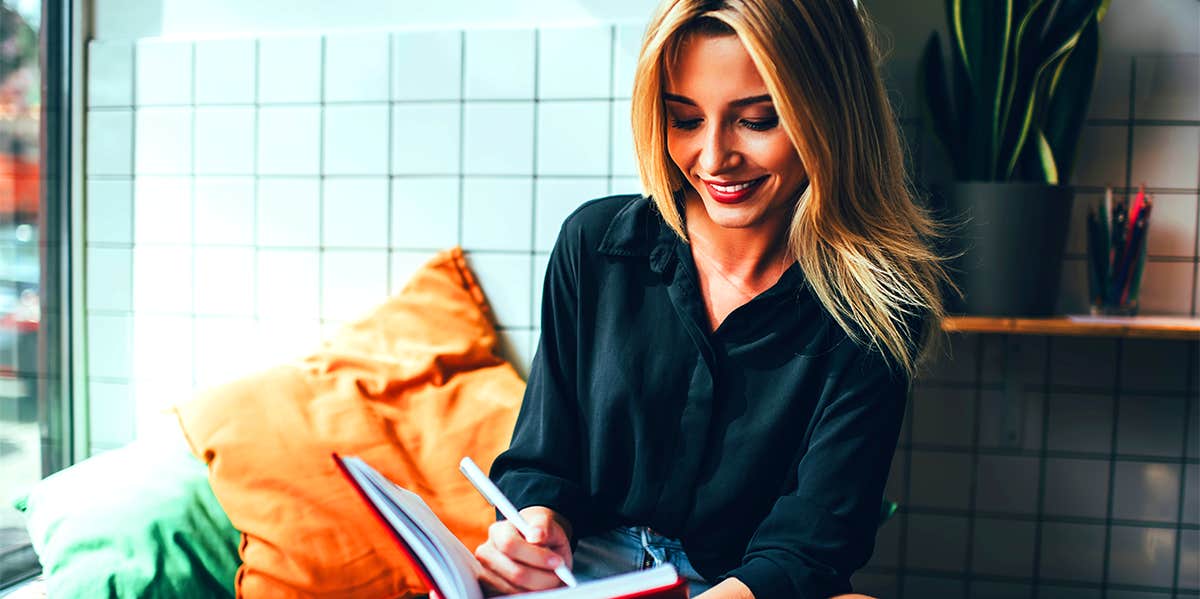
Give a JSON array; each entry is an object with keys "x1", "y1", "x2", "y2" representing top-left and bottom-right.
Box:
[{"x1": 664, "y1": 32, "x2": 808, "y2": 233}]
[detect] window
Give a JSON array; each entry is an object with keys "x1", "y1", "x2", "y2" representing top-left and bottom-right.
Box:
[{"x1": 0, "y1": 0, "x2": 73, "y2": 587}]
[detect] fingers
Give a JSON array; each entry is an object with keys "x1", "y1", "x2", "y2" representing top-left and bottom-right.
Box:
[
  {"x1": 474, "y1": 537, "x2": 564, "y2": 593},
  {"x1": 486, "y1": 521, "x2": 567, "y2": 570},
  {"x1": 522, "y1": 510, "x2": 569, "y2": 548},
  {"x1": 476, "y1": 558, "x2": 522, "y2": 597},
  {"x1": 517, "y1": 508, "x2": 573, "y2": 569}
]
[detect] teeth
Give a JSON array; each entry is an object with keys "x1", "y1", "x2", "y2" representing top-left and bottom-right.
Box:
[{"x1": 710, "y1": 179, "x2": 757, "y2": 193}]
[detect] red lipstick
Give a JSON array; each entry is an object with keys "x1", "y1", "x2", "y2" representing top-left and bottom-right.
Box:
[{"x1": 703, "y1": 176, "x2": 767, "y2": 204}]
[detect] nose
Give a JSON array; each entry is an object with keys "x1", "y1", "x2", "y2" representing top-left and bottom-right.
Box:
[{"x1": 697, "y1": 121, "x2": 740, "y2": 175}]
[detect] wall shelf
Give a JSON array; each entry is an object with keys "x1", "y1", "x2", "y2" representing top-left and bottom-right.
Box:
[{"x1": 942, "y1": 315, "x2": 1200, "y2": 341}]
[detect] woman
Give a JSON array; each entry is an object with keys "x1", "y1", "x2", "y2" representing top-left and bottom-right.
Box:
[{"x1": 477, "y1": 1, "x2": 949, "y2": 597}]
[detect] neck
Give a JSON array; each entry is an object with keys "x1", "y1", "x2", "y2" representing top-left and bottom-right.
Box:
[{"x1": 683, "y1": 193, "x2": 793, "y2": 281}]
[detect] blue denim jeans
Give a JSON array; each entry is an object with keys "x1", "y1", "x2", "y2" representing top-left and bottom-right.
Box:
[{"x1": 573, "y1": 526, "x2": 713, "y2": 596}]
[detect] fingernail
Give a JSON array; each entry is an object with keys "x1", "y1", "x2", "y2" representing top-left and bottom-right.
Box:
[{"x1": 547, "y1": 556, "x2": 561, "y2": 568}]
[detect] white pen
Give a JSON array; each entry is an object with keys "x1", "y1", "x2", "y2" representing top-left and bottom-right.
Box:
[{"x1": 459, "y1": 457, "x2": 578, "y2": 588}]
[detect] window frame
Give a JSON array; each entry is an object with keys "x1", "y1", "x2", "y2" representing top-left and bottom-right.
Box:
[{"x1": 0, "y1": 0, "x2": 80, "y2": 589}]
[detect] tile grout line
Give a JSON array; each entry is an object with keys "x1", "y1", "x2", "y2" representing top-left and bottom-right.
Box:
[
  {"x1": 1099, "y1": 338, "x2": 1125, "y2": 598},
  {"x1": 1193, "y1": 154, "x2": 1200, "y2": 317},
  {"x1": 961, "y1": 333, "x2": 985, "y2": 596},
  {"x1": 1122, "y1": 57, "x2": 1137, "y2": 211},
  {"x1": 893, "y1": 506, "x2": 1198, "y2": 529},
  {"x1": 528, "y1": 29, "x2": 540, "y2": 347},
  {"x1": 120, "y1": 41, "x2": 138, "y2": 448},
  {"x1": 1030, "y1": 337, "x2": 1054, "y2": 598},
  {"x1": 1062, "y1": 254, "x2": 1197, "y2": 264},
  {"x1": 606, "y1": 24, "x2": 617, "y2": 196},
  {"x1": 189, "y1": 41, "x2": 198, "y2": 394},
  {"x1": 1195, "y1": 55, "x2": 1200, "y2": 318},
  {"x1": 1101, "y1": 57, "x2": 1137, "y2": 598},
  {"x1": 457, "y1": 30, "x2": 466, "y2": 252},
  {"x1": 386, "y1": 33, "x2": 395, "y2": 296},
  {"x1": 252, "y1": 38, "x2": 261, "y2": 348},
  {"x1": 317, "y1": 36, "x2": 327, "y2": 331},
  {"x1": 857, "y1": 566, "x2": 1191, "y2": 595},
  {"x1": 1169, "y1": 339, "x2": 1195, "y2": 596}
]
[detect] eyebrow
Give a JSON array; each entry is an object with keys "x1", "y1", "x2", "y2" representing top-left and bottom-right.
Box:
[{"x1": 663, "y1": 93, "x2": 773, "y2": 108}]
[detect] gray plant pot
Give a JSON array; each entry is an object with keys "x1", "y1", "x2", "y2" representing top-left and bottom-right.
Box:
[{"x1": 936, "y1": 182, "x2": 1074, "y2": 317}]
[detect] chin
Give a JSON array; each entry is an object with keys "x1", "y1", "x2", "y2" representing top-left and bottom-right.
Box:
[
  {"x1": 697, "y1": 198, "x2": 769, "y2": 230},
  {"x1": 692, "y1": 185, "x2": 781, "y2": 230}
]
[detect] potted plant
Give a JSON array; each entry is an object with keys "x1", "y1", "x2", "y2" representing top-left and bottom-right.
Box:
[{"x1": 919, "y1": 0, "x2": 1110, "y2": 316}]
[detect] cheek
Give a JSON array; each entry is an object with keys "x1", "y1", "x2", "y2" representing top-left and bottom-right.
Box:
[
  {"x1": 665, "y1": 132, "x2": 694, "y2": 174},
  {"x1": 757, "y1": 138, "x2": 805, "y2": 181}
]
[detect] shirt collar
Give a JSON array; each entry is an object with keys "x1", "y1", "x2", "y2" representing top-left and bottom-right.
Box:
[
  {"x1": 596, "y1": 196, "x2": 680, "y2": 273},
  {"x1": 595, "y1": 195, "x2": 806, "y2": 291}
]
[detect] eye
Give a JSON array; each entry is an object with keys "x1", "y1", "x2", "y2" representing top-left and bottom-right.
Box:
[
  {"x1": 669, "y1": 118, "x2": 702, "y2": 131},
  {"x1": 741, "y1": 117, "x2": 779, "y2": 132}
]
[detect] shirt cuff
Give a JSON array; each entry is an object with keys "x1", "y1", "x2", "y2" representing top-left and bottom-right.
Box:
[
  {"x1": 724, "y1": 556, "x2": 850, "y2": 599},
  {"x1": 723, "y1": 558, "x2": 793, "y2": 599},
  {"x1": 492, "y1": 470, "x2": 590, "y2": 541}
]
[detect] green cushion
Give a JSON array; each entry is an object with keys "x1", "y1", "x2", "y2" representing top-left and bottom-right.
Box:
[{"x1": 14, "y1": 440, "x2": 241, "y2": 598}]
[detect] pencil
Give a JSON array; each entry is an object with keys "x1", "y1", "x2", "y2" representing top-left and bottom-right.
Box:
[
  {"x1": 1086, "y1": 207, "x2": 1103, "y2": 305},
  {"x1": 1126, "y1": 200, "x2": 1154, "y2": 307}
]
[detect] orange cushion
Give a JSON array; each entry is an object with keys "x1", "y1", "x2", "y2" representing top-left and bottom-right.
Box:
[{"x1": 174, "y1": 248, "x2": 525, "y2": 598}]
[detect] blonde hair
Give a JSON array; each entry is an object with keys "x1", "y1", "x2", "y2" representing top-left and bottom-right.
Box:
[{"x1": 631, "y1": 0, "x2": 950, "y2": 377}]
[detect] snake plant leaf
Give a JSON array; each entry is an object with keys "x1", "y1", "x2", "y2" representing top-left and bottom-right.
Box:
[
  {"x1": 990, "y1": 0, "x2": 1015, "y2": 178},
  {"x1": 919, "y1": 0, "x2": 1107, "y2": 183},
  {"x1": 997, "y1": 0, "x2": 1055, "y2": 178},
  {"x1": 952, "y1": 0, "x2": 1012, "y2": 178},
  {"x1": 1041, "y1": 0, "x2": 1105, "y2": 52},
  {"x1": 1044, "y1": 14, "x2": 1100, "y2": 182},
  {"x1": 918, "y1": 33, "x2": 962, "y2": 178},
  {"x1": 1034, "y1": 129, "x2": 1060, "y2": 184},
  {"x1": 1034, "y1": 0, "x2": 1105, "y2": 93},
  {"x1": 949, "y1": 26, "x2": 980, "y2": 179},
  {"x1": 1000, "y1": 0, "x2": 1098, "y2": 179},
  {"x1": 948, "y1": 0, "x2": 968, "y2": 75},
  {"x1": 1006, "y1": 49, "x2": 1074, "y2": 179}
]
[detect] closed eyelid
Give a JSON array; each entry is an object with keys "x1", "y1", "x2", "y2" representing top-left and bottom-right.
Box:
[
  {"x1": 666, "y1": 106, "x2": 776, "y2": 123},
  {"x1": 663, "y1": 93, "x2": 772, "y2": 109}
]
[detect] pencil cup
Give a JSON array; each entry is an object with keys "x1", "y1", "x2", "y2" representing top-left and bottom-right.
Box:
[
  {"x1": 1089, "y1": 291, "x2": 1138, "y2": 316},
  {"x1": 1085, "y1": 186, "x2": 1153, "y2": 316}
]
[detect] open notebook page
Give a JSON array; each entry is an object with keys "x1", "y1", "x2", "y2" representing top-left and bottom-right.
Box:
[{"x1": 340, "y1": 456, "x2": 684, "y2": 599}]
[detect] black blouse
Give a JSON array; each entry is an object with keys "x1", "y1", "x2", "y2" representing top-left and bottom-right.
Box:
[{"x1": 490, "y1": 195, "x2": 909, "y2": 599}]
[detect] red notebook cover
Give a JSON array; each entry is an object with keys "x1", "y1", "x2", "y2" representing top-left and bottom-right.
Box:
[{"x1": 332, "y1": 452, "x2": 442, "y2": 594}]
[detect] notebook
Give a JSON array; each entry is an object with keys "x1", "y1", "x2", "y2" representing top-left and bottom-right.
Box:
[{"x1": 332, "y1": 454, "x2": 689, "y2": 599}]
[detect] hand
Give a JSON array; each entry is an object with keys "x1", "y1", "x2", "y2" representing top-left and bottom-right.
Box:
[
  {"x1": 475, "y1": 506, "x2": 573, "y2": 596},
  {"x1": 694, "y1": 578, "x2": 876, "y2": 599}
]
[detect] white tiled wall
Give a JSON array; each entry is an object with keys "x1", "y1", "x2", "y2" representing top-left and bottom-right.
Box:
[{"x1": 84, "y1": 26, "x2": 644, "y2": 453}]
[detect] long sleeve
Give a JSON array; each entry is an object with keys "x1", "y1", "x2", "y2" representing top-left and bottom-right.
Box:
[
  {"x1": 723, "y1": 346, "x2": 909, "y2": 599},
  {"x1": 489, "y1": 223, "x2": 596, "y2": 539}
]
